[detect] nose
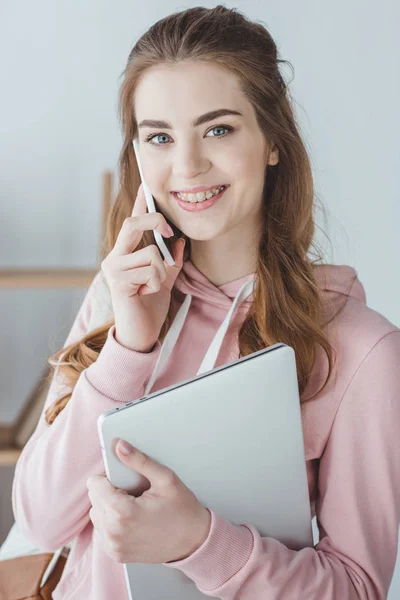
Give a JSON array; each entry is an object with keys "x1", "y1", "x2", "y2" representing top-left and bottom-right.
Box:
[{"x1": 172, "y1": 141, "x2": 210, "y2": 180}]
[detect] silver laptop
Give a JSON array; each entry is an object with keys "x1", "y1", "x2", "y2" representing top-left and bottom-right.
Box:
[{"x1": 97, "y1": 342, "x2": 313, "y2": 600}]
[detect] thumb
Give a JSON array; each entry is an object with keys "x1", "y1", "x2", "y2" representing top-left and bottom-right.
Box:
[
  {"x1": 116, "y1": 439, "x2": 171, "y2": 487},
  {"x1": 164, "y1": 237, "x2": 186, "y2": 291}
]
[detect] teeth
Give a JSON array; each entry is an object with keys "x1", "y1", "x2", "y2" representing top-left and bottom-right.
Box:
[{"x1": 177, "y1": 186, "x2": 225, "y2": 202}]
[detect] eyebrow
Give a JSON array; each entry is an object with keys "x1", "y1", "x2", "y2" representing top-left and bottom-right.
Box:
[{"x1": 138, "y1": 108, "x2": 243, "y2": 130}]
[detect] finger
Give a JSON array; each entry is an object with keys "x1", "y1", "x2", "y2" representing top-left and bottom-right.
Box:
[
  {"x1": 110, "y1": 183, "x2": 150, "y2": 258},
  {"x1": 116, "y1": 444, "x2": 176, "y2": 490},
  {"x1": 116, "y1": 265, "x2": 162, "y2": 296},
  {"x1": 163, "y1": 238, "x2": 186, "y2": 291},
  {"x1": 131, "y1": 183, "x2": 147, "y2": 218},
  {"x1": 111, "y1": 213, "x2": 170, "y2": 257},
  {"x1": 89, "y1": 506, "x2": 100, "y2": 528},
  {"x1": 131, "y1": 183, "x2": 173, "y2": 237},
  {"x1": 112, "y1": 246, "x2": 167, "y2": 283},
  {"x1": 86, "y1": 473, "x2": 118, "y2": 501}
]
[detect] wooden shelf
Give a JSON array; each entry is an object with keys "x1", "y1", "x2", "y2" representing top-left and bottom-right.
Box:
[
  {"x1": 0, "y1": 448, "x2": 22, "y2": 467},
  {"x1": 0, "y1": 172, "x2": 114, "y2": 470},
  {"x1": 0, "y1": 268, "x2": 99, "y2": 289}
]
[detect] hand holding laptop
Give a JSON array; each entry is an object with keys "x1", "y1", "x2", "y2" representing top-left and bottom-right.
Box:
[{"x1": 87, "y1": 440, "x2": 211, "y2": 564}]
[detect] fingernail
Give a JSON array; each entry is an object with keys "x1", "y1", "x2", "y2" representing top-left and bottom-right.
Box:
[
  {"x1": 118, "y1": 440, "x2": 133, "y2": 455},
  {"x1": 165, "y1": 224, "x2": 174, "y2": 236}
]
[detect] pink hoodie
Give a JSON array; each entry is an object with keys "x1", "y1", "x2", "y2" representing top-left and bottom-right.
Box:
[{"x1": 11, "y1": 259, "x2": 400, "y2": 599}]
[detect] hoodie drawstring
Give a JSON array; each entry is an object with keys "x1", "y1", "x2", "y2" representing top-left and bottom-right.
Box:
[{"x1": 144, "y1": 276, "x2": 256, "y2": 396}]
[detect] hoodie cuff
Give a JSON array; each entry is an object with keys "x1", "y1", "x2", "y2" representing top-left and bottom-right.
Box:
[
  {"x1": 163, "y1": 508, "x2": 254, "y2": 592},
  {"x1": 85, "y1": 325, "x2": 162, "y2": 402}
]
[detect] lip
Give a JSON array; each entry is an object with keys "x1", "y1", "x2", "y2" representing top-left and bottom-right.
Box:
[
  {"x1": 172, "y1": 186, "x2": 228, "y2": 212},
  {"x1": 171, "y1": 184, "x2": 228, "y2": 194}
]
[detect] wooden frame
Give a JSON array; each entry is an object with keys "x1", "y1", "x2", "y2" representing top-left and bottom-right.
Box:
[{"x1": 0, "y1": 171, "x2": 114, "y2": 466}]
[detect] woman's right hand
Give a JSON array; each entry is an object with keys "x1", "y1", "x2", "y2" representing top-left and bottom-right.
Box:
[{"x1": 101, "y1": 183, "x2": 186, "y2": 352}]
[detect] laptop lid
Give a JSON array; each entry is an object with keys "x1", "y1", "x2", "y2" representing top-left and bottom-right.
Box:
[{"x1": 98, "y1": 342, "x2": 313, "y2": 599}]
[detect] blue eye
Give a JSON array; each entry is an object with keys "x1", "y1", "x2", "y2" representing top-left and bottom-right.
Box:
[{"x1": 144, "y1": 125, "x2": 234, "y2": 148}]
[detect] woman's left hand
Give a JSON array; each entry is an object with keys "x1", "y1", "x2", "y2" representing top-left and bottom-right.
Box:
[{"x1": 86, "y1": 440, "x2": 211, "y2": 564}]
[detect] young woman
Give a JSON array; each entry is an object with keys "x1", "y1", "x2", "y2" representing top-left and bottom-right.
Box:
[{"x1": 12, "y1": 5, "x2": 400, "y2": 599}]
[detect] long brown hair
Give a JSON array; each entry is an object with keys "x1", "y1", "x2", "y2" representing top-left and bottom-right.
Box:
[{"x1": 45, "y1": 5, "x2": 344, "y2": 425}]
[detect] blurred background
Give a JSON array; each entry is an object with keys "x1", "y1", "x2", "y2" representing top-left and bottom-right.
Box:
[{"x1": 0, "y1": 0, "x2": 399, "y2": 594}]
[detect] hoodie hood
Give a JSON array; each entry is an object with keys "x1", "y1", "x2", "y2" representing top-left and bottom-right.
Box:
[
  {"x1": 312, "y1": 263, "x2": 366, "y2": 304},
  {"x1": 143, "y1": 260, "x2": 366, "y2": 395},
  {"x1": 174, "y1": 259, "x2": 366, "y2": 308},
  {"x1": 174, "y1": 259, "x2": 257, "y2": 307}
]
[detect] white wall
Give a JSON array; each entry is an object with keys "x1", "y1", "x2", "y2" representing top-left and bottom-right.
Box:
[{"x1": 1, "y1": 0, "x2": 399, "y2": 595}]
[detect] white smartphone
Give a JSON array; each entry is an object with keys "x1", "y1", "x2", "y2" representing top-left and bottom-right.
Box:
[{"x1": 132, "y1": 138, "x2": 175, "y2": 266}]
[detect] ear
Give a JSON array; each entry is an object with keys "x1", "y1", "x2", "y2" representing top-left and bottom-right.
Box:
[{"x1": 267, "y1": 145, "x2": 279, "y2": 166}]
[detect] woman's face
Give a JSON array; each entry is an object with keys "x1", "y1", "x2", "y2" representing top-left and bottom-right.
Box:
[{"x1": 133, "y1": 60, "x2": 279, "y2": 244}]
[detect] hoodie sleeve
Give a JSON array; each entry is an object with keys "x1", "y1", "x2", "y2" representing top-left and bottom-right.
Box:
[
  {"x1": 12, "y1": 271, "x2": 162, "y2": 551},
  {"x1": 163, "y1": 330, "x2": 400, "y2": 600}
]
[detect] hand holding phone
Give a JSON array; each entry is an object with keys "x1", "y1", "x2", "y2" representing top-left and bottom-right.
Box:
[{"x1": 100, "y1": 150, "x2": 186, "y2": 352}]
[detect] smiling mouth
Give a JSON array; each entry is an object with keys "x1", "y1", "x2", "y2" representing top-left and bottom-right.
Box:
[
  {"x1": 172, "y1": 185, "x2": 228, "y2": 202},
  {"x1": 172, "y1": 185, "x2": 229, "y2": 211}
]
